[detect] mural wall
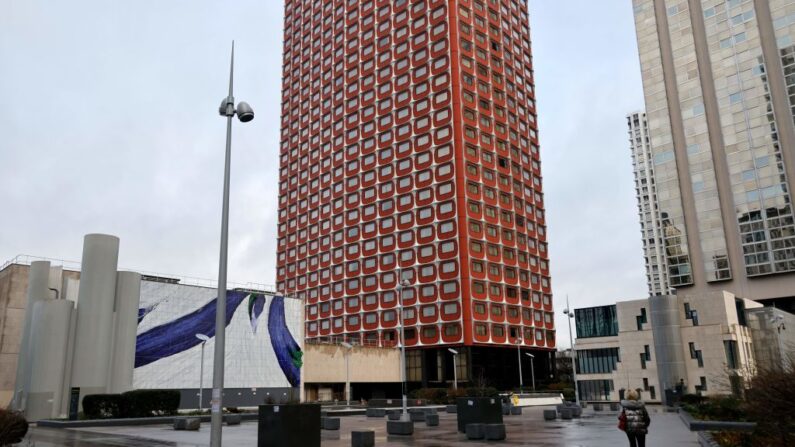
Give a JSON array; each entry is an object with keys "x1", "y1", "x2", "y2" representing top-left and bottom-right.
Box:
[{"x1": 133, "y1": 280, "x2": 302, "y2": 390}]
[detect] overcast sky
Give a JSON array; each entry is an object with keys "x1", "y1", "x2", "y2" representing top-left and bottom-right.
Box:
[{"x1": 0, "y1": 1, "x2": 647, "y2": 347}]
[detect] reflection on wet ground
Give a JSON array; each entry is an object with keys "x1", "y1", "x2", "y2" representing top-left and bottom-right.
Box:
[{"x1": 24, "y1": 405, "x2": 698, "y2": 446}]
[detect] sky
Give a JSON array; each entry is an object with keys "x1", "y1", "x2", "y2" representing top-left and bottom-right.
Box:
[{"x1": 0, "y1": 1, "x2": 648, "y2": 348}]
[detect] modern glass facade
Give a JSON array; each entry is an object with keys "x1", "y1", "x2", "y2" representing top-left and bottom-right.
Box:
[
  {"x1": 575, "y1": 347, "x2": 621, "y2": 374},
  {"x1": 631, "y1": 0, "x2": 795, "y2": 300},
  {"x1": 574, "y1": 305, "x2": 618, "y2": 339},
  {"x1": 577, "y1": 379, "x2": 614, "y2": 402}
]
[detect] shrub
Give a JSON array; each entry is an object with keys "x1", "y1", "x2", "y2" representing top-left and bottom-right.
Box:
[
  {"x1": 82, "y1": 394, "x2": 124, "y2": 419},
  {"x1": 562, "y1": 388, "x2": 575, "y2": 401},
  {"x1": 744, "y1": 365, "x2": 795, "y2": 447},
  {"x1": 679, "y1": 393, "x2": 706, "y2": 406},
  {"x1": 464, "y1": 387, "x2": 499, "y2": 397},
  {"x1": 0, "y1": 410, "x2": 28, "y2": 445},
  {"x1": 446, "y1": 387, "x2": 468, "y2": 403},
  {"x1": 121, "y1": 389, "x2": 180, "y2": 417},
  {"x1": 409, "y1": 388, "x2": 448, "y2": 404},
  {"x1": 82, "y1": 390, "x2": 180, "y2": 419}
]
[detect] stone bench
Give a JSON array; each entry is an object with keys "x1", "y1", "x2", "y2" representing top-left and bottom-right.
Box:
[
  {"x1": 425, "y1": 414, "x2": 439, "y2": 426},
  {"x1": 543, "y1": 409, "x2": 557, "y2": 420},
  {"x1": 224, "y1": 414, "x2": 242, "y2": 426},
  {"x1": 466, "y1": 423, "x2": 485, "y2": 440},
  {"x1": 321, "y1": 417, "x2": 340, "y2": 430},
  {"x1": 386, "y1": 420, "x2": 413, "y2": 436},
  {"x1": 366, "y1": 408, "x2": 386, "y2": 418},
  {"x1": 485, "y1": 423, "x2": 506, "y2": 441},
  {"x1": 351, "y1": 430, "x2": 375, "y2": 447},
  {"x1": 173, "y1": 417, "x2": 200, "y2": 431}
]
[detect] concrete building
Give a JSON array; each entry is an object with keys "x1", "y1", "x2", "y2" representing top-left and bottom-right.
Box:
[
  {"x1": 275, "y1": 0, "x2": 556, "y2": 390},
  {"x1": 630, "y1": 0, "x2": 795, "y2": 313},
  {"x1": 571, "y1": 291, "x2": 794, "y2": 405},
  {"x1": 628, "y1": 111, "x2": 671, "y2": 296}
]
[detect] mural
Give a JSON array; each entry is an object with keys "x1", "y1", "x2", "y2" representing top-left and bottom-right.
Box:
[{"x1": 133, "y1": 281, "x2": 302, "y2": 390}]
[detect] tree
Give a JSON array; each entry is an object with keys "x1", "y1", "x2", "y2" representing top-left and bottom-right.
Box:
[{"x1": 744, "y1": 360, "x2": 795, "y2": 446}]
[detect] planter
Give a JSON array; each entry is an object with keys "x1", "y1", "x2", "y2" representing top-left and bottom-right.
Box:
[
  {"x1": 456, "y1": 397, "x2": 503, "y2": 433},
  {"x1": 678, "y1": 409, "x2": 756, "y2": 433},
  {"x1": 258, "y1": 404, "x2": 321, "y2": 447}
]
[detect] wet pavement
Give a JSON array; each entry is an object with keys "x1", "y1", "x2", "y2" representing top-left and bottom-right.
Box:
[{"x1": 23, "y1": 405, "x2": 699, "y2": 446}]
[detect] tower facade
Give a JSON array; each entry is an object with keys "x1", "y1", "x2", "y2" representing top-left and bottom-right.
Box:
[
  {"x1": 276, "y1": 0, "x2": 554, "y2": 387},
  {"x1": 628, "y1": 111, "x2": 671, "y2": 295},
  {"x1": 632, "y1": 0, "x2": 795, "y2": 310}
]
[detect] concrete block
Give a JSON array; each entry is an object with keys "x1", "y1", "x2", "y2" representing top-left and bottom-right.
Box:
[
  {"x1": 173, "y1": 417, "x2": 200, "y2": 431},
  {"x1": 445, "y1": 405, "x2": 457, "y2": 413},
  {"x1": 571, "y1": 406, "x2": 582, "y2": 418},
  {"x1": 386, "y1": 420, "x2": 413, "y2": 436},
  {"x1": 225, "y1": 414, "x2": 242, "y2": 425},
  {"x1": 510, "y1": 406, "x2": 522, "y2": 416},
  {"x1": 409, "y1": 411, "x2": 425, "y2": 422},
  {"x1": 425, "y1": 408, "x2": 437, "y2": 415},
  {"x1": 485, "y1": 423, "x2": 506, "y2": 441},
  {"x1": 387, "y1": 412, "x2": 401, "y2": 421},
  {"x1": 610, "y1": 402, "x2": 620, "y2": 411},
  {"x1": 321, "y1": 417, "x2": 340, "y2": 430},
  {"x1": 501, "y1": 404, "x2": 511, "y2": 415},
  {"x1": 560, "y1": 409, "x2": 572, "y2": 420},
  {"x1": 366, "y1": 408, "x2": 385, "y2": 418},
  {"x1": 425, "y1": 414, "x2": 439, "y2": 426},
  {"x1": 556, "y1": 404, "x2": 564, "y2": 413},
  {"x1": 543, "y1": 410, "x2": 557, "y2": 421},
  {"x1": 351, "y1": 430, "x2": 375, "y2": 447},
  {"x1": 593, "y1": 403, "x2": 603, "y2": 411},
  {"x1": 466, "y1": 423, "x2": 485, "y2": 440}
]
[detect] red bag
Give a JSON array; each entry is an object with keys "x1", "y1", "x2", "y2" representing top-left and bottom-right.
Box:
[{"x1": 618, "y1": 409, "x2": 627, "y2": 431}]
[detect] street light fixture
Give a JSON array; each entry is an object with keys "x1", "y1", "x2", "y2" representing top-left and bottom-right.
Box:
[
  {"x1": 562, "y1": 295, "x2": 580, "y2": 405},
  {"x1": 397, "y1": 276, "x2": 411, "y2": 421},
  {"x1": 341, "y1": 341, "x2": 353, "y2": 407},
  {"x1": 525, "y1": 353, "x2": 535, "y2": 392},
  {"x1": 448, "y1": 348, "x2": 459, "y2": 390},
  {"x1": 195, "y1": 334, "x2": 210, "y2": 413},
  {"x1": 210, "y1": 41, "x2": 255, "y2": 447}
]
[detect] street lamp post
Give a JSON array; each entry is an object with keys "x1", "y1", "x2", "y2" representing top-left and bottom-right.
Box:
[
  {"x1": 341, "y1": 342, "x2": 353, "y2": 407},
  {"x1": 196, "y1": 334, "x2": 210, "y2": 413},
  {"x1": 397, "y1": 276, "x2": 411, "y2": 421},
  {"x1": 562, "y1": 295, "x2": 580, "y2": 405},
  {"x1": 210, "y1": 41, "x2": 255, "y2": 447},
  {"x1": 448, "y1": 348, "x2": 459, "y2": 390},
  {"x1": 525, "y1": 353, "x2": 535, "y2": 392},
  {"x1": 516, "y1": 338, "x2": 524, "y2": 393}
]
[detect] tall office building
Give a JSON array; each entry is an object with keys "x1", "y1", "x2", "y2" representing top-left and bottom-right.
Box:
[
  {"x1": 276, "y1": 0, "x2": 555, "y2": 388},
  {"x1": 631, "y1": 0, "x2": 795, "y2": 310},
  {"x1": 628, "y1": 111, "x2": 671, "y2": 295}
]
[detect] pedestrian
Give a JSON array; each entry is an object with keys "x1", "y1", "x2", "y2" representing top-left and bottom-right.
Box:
[{"x1": 619, "y1": 389, "x2": 651, "y2": 447}]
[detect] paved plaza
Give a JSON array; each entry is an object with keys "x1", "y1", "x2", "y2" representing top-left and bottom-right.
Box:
[{"x1": 25, "y1": 406, "x2": 699, "y2": 446}]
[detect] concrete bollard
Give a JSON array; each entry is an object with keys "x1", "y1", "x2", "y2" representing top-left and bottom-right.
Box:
[
  {"x1": 425, "y1": 413, "x2": 439, "y2": 426},
  {"x1": 386, "y1": 420, "x2": 413, "y2": 436},
  {"x1": 466, "y1": 423, "x2": 485, "y2": 440},
  {"x1": 351, "y1": 430, "x2": 375, "y2": 447},
  {"x1": 485, "y1": 423, "x2": 506, "y2": 441},
  {"x1": 543, "y1": 409, "x2": 557, "y2": 420},
  {"x1": 321, "y1": 417, "x2": 341, "y2": 430}
]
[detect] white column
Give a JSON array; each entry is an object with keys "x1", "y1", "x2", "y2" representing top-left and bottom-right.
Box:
[
  {"x1": 70, "y1": 234, "x2": 119, "y2": 402},
  {"x1": 13, "y1": 260, "x2": 51, "y2": 411},
  {"x1": 109, "y1": 271, "x2": 141, "y2": 393},
  {"x1": 27, "y1": 299, "x2": 74, "y2": 420}
]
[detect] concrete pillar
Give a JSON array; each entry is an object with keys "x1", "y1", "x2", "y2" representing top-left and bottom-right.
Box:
[
  {"x1": 13, "y1": 260, "x2": 51, "y2": 411},
  {"x1": 70, "y1": 234, "x2": 119, "y2": 402},
  {"x1": 109, "y1": 271, "x2": 141, "y2": 394},
  {"x1": 650, "y1": 294, "x2": 688, "y2": 405},
  {"x1": 26, "y1": 299, "x2": 74, "y2": 421}
]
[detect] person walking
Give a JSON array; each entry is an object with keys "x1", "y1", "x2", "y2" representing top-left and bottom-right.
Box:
[{"x1": 619, "y1": 389, "x2": 651, "y2": 447}]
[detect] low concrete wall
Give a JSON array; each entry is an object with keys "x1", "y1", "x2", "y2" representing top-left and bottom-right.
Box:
[
  {"x1": 37, "y1": 413, "x2": 258, "y2": 428},
  {"x1": 678, "y1": 409, "x2": 756, "y2": 432}
]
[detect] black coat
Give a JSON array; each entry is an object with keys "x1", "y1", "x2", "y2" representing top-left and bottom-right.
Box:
[{"x1": 620, "y1": 400, "x2": 651, "y2": 435}]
